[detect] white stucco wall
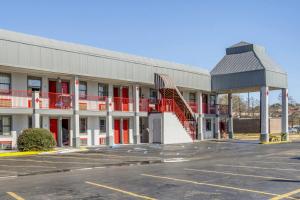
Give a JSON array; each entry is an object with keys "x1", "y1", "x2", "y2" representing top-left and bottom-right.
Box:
[
  {"x1": 12, "y1": 115, "x2": 28, "y2": 135},
  {"x1": 148, "y1": 112, "x2": 193, "y2": 144},
  {"x1": 163, "y1": 113, "x2": 193, "y2": 144}
]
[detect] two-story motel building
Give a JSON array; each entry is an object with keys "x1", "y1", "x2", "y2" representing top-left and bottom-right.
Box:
[{"x1": 0, "y1": 29, "x2": 288, "y2": 148}]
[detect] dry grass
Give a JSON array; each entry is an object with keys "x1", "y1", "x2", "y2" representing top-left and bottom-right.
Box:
[{"x1": 234, "y1": 133, "x2": 300, "y2": 141}]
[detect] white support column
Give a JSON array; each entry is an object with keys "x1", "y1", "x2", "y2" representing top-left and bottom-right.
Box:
[
  {"x1": 87, "y1": 130, "x2": 92, "y2": 146},
  {"x1": 214, "y1": 94, "x2": 220, "y2": 139},
  {"x1": 72, "y1": 76, "x2": 80, "y2": 148},
  {"x1": 228, "y1": 93, "x2": 234, "y2": 139},
  {"x1": 32, "y1": 91, "x2": 40, "y2": 128},
  {"x1": 11, "y1": 131, "x2": 17, "y2": 149},
  {"x1": 260, "y1": 86, "x2": 269, "y2": 143},
  {"x1": 58, "y1": 117, "x2": 63, "y2": 147},
  {"x1": 196, "y1": 91, "x2": 204, "y2": 141},
  {"x1": 106, "y1": 84, "x2": 114, "y2": 146},
  {"x1": 282, "y1": 88, "x2": 289, "y2": 141},
  {"x1": 93, "y1": 129, "x2": 100, "y2": 146},
  {"x1": 133, "y1": 84, "x2": 140, "y2": 144}
]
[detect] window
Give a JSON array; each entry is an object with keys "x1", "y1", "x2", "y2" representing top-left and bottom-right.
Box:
[
  {"x1": 0, "y1": 116, "x2": 11, "y2": 136},
  {"x1": 189, "y1": 92, "x2": 196, "y2": 102},
  {"x1": 149, "y1": 89, "x2": 157, "y2": 103},
  {"x1": 99, "y1": 118, "x2": 106, "y2": 133},
  {"x1": 98, "y1": 83, "x2": 108, "y2": 97},
  {"x1": 0, "y1": 73, "x2": 11, "y2": 94},
  {"x1": 80, "y1": 118, "x2": 87, "y2": 134},
  {"x1": 28, "y1": 76, "x2": 42, "y2": 92},
  {"x1": 79, "y1": 81, "x2": 87, "y2": 99},
  {"x1": 206, "y1": 119, "x2": 212, "y2": 131}
]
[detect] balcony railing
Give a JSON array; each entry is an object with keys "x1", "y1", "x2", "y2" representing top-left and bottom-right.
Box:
[
  {"x1": 112, "y1": 97, "x2": 133, "y2": 111},
  {"x1": 79, "y1": 95, "x2": 107, "y2": 111},
  {"x1": 202, "y1": 103, "x2": 208, "y2": 114},
  {"x1": 0, "y1": 89, "x2": 31, "y2": 108},
  {"x1": 41, "y1": 92, "x2": 73, "y2": 109},
  {"x1": 139, "y1": 98, "x2": 150, "y2": 112},
  {"x1": 188, "y1": 101, "x2": 198, "y2": 113}
]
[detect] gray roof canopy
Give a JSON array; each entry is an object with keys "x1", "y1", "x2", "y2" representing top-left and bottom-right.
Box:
[
  {"x1": 211, "y1": 42, "x2": 288, "y2": 93},
  {"x1": 0, "y1": 29, "x2": 211, "y2": 91}
]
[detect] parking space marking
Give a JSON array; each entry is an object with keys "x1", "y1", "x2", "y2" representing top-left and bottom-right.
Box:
[
  {"x1": 141, "y1": 174, "x2": 284, "y2": 197},
  {"x1": 76, "y1": 153, "x2": 161, "y2": 160},
  {"x1": 270, "y1": 188, "x2": 300, "y2": 200},
  {"x1": 0, "y1": 158, "x2": 99, "y2": 165},
  {"x1": 184, "y1": 168, "x2": 295, "y2": 181},
  {"x1": 0, "y1": 164, "x2": 56, "y2": 168},
  {"x1": 250, "y1": 161, "x2": 300, "y2": 165},
  {"x1": 216, "y1": 164, "x2": 300, "y2": 172},
  {"x1": 35, "y1": 155, "x2": 113, "y2": 161},
  {"x1": 85, "y1": 181, "x2": 157, "y2": 200},
  {"x1": 6, "y1": 192, "x2": 25, "y2": 200}
]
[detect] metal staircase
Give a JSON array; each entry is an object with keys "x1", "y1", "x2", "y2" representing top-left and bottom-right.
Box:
[{"x1": 154, "y1": 73, "x2": 197, "y2": 140}]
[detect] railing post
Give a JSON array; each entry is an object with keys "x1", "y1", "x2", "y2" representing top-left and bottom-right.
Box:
[{"x1": 32, "y1": 91, "x2": 40, "y2": 128}]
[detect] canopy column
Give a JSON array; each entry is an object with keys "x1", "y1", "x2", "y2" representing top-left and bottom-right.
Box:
[{"x1": 260, "y1": 86, "x2": 269, "y2": 143}]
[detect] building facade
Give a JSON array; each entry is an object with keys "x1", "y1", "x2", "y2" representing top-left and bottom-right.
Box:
[{"x1": 0, "y1": 30, "x2": 288, "y2": 148}]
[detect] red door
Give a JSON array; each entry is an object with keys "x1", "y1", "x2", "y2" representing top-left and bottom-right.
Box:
[
  {"x1": 122, "y1": 87, "x2": 129, "y2": 111},
  {"x1": 49, "y1": 81, "x2": 57, "y2": 108},
  {"x1": 113, "y1": 87, "x2": 121, "y2": 111},
  {"x1": 114, "y1": 119, "x2": 121, "y2": 144},
  {"x1": 50, "y1": 119, "x2": 58, "y2": 144},
  {"x1": 123, "y1": 119, "x2": 129, "y2": 144}
]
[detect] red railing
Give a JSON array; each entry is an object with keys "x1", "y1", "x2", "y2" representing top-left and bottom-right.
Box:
[
  {"x1": 41, "y1": 92, "x2": 72, "y2": 109},
  {"x1": 202, "y1": 103, "x2": 208, "y2": 114},
  {"x1": 0, "y1": 89, "x2": 31, "y2": 108},
  {"x1": 139, "y1": 98, "x2": 150, "y2": 112},
  {"x1": 188, "y1": 101, "x2": 198, "y2": 113},
  {"x1": 79, "y1": 95, "x2": 107, "y2": 111},
  {"x1": 113, "y1": 97, "x2": 133, "y2": 111},
  {"x1": 155, "y1": 98, "x2": 196, "y2": 140}
]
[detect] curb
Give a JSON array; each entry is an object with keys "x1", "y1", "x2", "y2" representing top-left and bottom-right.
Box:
[
  {"x1": 260, "y1": 141, "x2": 290, "y2": 145},
  {"x1": 0, "y1": 151, "x2": 47, "y2": 157},
  {"x1": 0, "y1": 148, "x2": 88, "y2": 157}
]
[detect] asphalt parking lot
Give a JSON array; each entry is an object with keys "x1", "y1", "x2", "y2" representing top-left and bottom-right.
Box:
[{"x1": 0, "y1": 140, "x2": 300, "y2": 200}]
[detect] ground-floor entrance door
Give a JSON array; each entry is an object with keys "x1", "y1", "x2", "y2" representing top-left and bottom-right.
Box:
[
  {"x1": 123, "y1": 119, "x2": 129, "y2": 144},
  {"x1": 62, "y1": 119, "x2": 70, "y2": 146},
  {"x1": 114, "y1": 119, "x2": 121, "y2": 144},
  {"x1": 50, "y1": 118, "x2": 58, "y2": 144}
]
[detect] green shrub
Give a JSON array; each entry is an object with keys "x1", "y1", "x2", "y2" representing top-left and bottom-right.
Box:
[{"x1": 17, "y1": 128, "x2": 56, "y2": 151}]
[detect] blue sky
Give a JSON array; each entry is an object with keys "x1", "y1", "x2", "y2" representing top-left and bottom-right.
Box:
[{"x1": 0, "y1": 0, "x2": 299, "y2": 103}]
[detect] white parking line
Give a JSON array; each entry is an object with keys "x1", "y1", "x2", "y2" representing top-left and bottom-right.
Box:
[
  {"x1": 184, "y1": 168, "x2": 295, "y2": 181},
  {"x1": 249, "y1": 161, "x2": 300, "y2": 165},
  {"x1": 0, "y1": 164, "x2": 56, "y2": 168},
  {"x1": 0, "y1": 158, "x2": 99, "y2": 165},
  {"x1": 216, "y1": 164, "x2": 300, "y2": 172},
  {"x1": 141, "y1": 174, "x2": 287, "y2": 198}
]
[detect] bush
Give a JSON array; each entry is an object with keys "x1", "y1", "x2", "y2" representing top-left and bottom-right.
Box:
[{"x1": 17, "y1": 128, "x2": 56, "y2": 151}]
